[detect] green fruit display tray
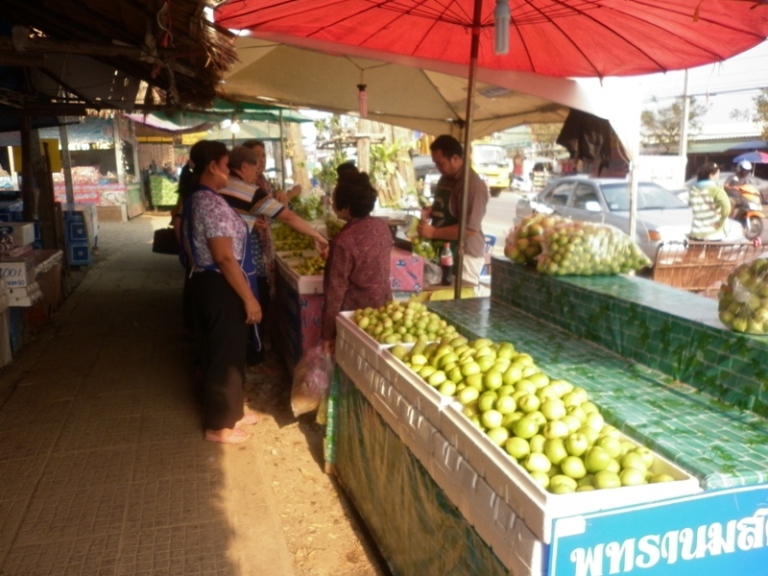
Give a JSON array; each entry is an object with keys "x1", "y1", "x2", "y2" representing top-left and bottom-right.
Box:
[
  {"x1": 334, "y1": 312, "x2": 702, "y2": 552},
  {"x1": 275, "y1": 252, "x2": 323, "y2": 294}
]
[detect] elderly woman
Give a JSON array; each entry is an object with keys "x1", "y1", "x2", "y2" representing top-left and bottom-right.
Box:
[
  {"x1": 320, "y1": 171, "x2": 393, "y2": 354},
  {"x1": 219, "y1": 146, "x2": 328, "y2": 364},
  {"x1": 179, "y1": 140, "x2": 261, "y2": 444}
]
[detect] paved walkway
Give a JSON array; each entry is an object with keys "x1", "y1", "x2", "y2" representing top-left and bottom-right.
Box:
[{"x1": 0, "y1": 215, "x2": 296, "y2": 576}]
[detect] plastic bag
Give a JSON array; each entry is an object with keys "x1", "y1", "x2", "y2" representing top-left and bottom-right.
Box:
[
  {"x1": 536, "y1": 221, "x2": 651, "y2": 276},
  {"x1": 291, "y1": 344, "x2": 334, "y2": 417},
  {"x1": 504, "y1": 213, "x2": 572, "y2": 265},
  {"x1": 718, "y1": 258, "x2": 768, "y2": 334},
  {"x1": 423, "y1": 260, "x2": 442, "y2": 285}
]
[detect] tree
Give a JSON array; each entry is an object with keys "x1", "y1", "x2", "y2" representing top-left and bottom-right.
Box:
[
  {"x1": 754, "y1": 88, "x2": 768, "y2": 141},
  {"x1": 641, "y1": 96, "x2": 709, "y2": 153}
]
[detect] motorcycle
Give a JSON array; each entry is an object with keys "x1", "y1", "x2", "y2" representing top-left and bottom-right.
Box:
[{"x1": 731, "y1": 184, "x2": 764, "y2": 240}]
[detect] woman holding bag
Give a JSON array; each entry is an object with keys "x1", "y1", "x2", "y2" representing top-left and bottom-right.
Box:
[{"x1": 179, "y1": 140, "x2": 262, "y2": 444}]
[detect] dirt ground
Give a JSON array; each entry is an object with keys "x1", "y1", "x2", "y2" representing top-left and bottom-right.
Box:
[{"x1": 242, "y1": 356, "x2": 391, "y2": 576}]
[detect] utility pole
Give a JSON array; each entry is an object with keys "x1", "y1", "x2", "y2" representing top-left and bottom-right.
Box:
[{"x1": 679, "y1": 70, "x2": 690, "y2": 161}]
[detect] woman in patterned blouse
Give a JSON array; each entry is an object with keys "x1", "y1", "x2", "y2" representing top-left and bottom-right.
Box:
[
  {"x1": 179, "y1": 141, "x2": 262, "y2": 444},
  {"x1": 321, "y1": 171, "x2": 393, "y2": 354}
]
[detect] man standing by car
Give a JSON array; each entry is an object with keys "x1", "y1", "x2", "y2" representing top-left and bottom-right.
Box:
[{"x1": 418, "y1": 135, "x2": 489, "y2": 289}]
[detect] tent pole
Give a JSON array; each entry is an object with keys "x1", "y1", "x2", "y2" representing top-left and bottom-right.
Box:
[
  {"x1": 455, "y1": 0, "x2": 482, "y2": 300},
  {"x1": 279, "y1": 109, "x2": 286, "y2": 191}
]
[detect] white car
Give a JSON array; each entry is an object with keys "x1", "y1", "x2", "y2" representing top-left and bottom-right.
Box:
[{"x1": 515, "y1": 176, "x2": 744, "y2": 264}]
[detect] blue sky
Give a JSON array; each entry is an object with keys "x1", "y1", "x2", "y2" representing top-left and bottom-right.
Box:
[{"x1": 635, "y1": 40, "x2": 768, "y2": 133}]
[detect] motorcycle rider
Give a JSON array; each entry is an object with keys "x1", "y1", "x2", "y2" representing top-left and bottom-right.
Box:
[{"x1": 724, "y1": 161, "x2": 760, "y2": 215}]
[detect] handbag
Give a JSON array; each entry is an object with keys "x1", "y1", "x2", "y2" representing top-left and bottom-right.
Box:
[{"x1": 152, "y1": 227, "x2": 180, "y2": 255}]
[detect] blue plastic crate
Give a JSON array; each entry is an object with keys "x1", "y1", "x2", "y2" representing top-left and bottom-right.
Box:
[
  {"x1": 68, "y1": 243, "x2": 92, "y2": 266},
  {"x1": 66, "y1": 221, "x2": 88, "y2": 242}
]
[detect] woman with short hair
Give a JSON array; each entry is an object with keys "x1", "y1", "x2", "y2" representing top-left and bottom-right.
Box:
[{"x1": 320, "y1": 171, "x2": 393, "y2": 354}]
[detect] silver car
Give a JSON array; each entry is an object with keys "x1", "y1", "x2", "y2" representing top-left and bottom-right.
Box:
[{"x1": 515, "y1": 176, "x2": 743, "y2": 264}]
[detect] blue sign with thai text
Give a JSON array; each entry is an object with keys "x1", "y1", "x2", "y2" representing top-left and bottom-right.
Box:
[{"x1": 549, "y1": 485, "x2": 768, "y2": 576}]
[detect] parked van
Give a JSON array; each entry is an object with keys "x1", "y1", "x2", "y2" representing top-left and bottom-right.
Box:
[{"x1": 472, "y1": 143, "x2": 510, "y2": 197}]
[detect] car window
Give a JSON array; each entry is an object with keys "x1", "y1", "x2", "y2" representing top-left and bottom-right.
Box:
[
  {"x1": 601, "y1": 183, "x2": 687, "y2": 211},
  {"x1": 572, "y1": 184, "x2": 600, "y2": 209},
  {"x1": 542, "y1": 181, "x2": 574, "y2": 206}
]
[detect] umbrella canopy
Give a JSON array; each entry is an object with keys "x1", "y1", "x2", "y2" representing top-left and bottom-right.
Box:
[
  {"x1": 222, "y1": 37, "x2": 635, "y2": 141},
  {"x1": 217, "y1": 0, "x2": 768, "y2": 78},
  {"x1": 734, "y1": 151, "x2": 768, "y2": 165}
]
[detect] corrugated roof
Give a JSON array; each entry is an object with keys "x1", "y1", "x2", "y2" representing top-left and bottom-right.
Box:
[{"x1": 1, "y1": 1, "x2": 236, "y2": 110}]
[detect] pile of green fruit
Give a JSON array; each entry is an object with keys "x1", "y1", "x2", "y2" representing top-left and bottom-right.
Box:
[
  {"x1": 325, "y1": 217, "x2": 345, "y2": 239},
  {"x1": 505, "y1": 213, "x2": 571, "y2": 265},
  {"x1": 389, "y1": 335, "x2": 675, "y2": 493},
  {"x1": 718, "y1": 258, "x2": 768, "y2": 334},
  {"x1": 412, "y1": 239, "x2": 436, "y2": 260},
  {"x1": 292, "y1": 255, "x2": 326, "y2": 276},
  {"x1": 536, "y1": 221, "x2": 651, "y2": 276},
  {"x1": 273, "y1": 224, "x2": 316, "y2": 251},
  {"x1": 352, "y1": 300, "x2": 459, "y2": 345}
]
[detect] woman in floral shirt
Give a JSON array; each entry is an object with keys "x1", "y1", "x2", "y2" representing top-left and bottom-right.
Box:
[
  {"x1": 179, "y1": 140, "x2": 261, "y2": 444},
  {"x1": 321, "y1": 171, "x2": 393, "y2": 354}
]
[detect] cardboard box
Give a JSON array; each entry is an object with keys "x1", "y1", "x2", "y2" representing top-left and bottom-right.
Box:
[
  {"x1": 8, "y1": 282, "x2": 42, "y2": 307},
  {"x1": 390, "y1": 247, "x2": 424, "y2": 292},
  {"x1": 0, "y1": 257, "x2": 36, "y2": 288},
  {"x1": 0, "y1": 222, "x2": 35, "y2": 247}
]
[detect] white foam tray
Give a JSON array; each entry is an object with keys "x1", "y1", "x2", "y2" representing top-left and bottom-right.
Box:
[{"x1": 275, "y1": 253, "x2": 323, "y2": 295}]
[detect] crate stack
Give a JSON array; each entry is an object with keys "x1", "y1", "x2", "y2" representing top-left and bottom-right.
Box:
[
  {"x1": 62, "y1": 204, "x2": 98, "y2": 266},
  {"x1": 0, "y1": 222, "x2": 42, "y2": 307},
  {"x1": 0, "y1": 278, "x2": 10, "y2": 367}
]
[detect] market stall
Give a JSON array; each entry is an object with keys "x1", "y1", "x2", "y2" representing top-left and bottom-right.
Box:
[
  {"x1": 326, "y1": 255, "x2": 768, "y2": 575},
  {"x1": 272, "y1": 235, "x2": 425, "y2": 374}
]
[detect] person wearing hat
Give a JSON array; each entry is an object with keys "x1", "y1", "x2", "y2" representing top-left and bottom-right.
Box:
[{"x1": 724, "y1": 160, "x2": 760, "y2": 214}]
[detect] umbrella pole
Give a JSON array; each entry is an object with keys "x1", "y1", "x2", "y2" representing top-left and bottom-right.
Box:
[
  {"x1": 454, "y1": 0, "x2": 483, "y2": 300},
  {"x1": 279, "y1": 109, "x2": 287, "y2": 192}
]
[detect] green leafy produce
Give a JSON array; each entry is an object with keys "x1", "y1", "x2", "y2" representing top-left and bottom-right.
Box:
[
  {"x1": 290, "y1": 195, "x2": 323, "y2": 221},
  {"x1": 536, "y1": 221, "x2": 650, "y2": 276},
  {"x1": 718, "y1": 258, "x2": 768, "y2": 334}
]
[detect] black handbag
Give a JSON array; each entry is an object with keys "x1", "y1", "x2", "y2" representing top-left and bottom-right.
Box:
[{"x1": 152, "y1": 227, "x2": 180, "y2": 255}]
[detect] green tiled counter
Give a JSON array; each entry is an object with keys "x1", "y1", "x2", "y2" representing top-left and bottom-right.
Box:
[
  {"x1": 427, "y1": 297, "x2": 768, "y2": 490},
  {"x1": 490, "y1": 257, "x2": 768, "y2": 417}
]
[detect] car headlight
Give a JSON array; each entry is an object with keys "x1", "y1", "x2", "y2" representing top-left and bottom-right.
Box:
[{"x1": 647, "y1": 231, "x2": 662, "y2": 242}]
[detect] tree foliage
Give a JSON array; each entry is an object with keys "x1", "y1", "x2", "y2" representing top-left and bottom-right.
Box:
[
  {"x1": 641, "y1": 96, "x2": 708, "y2": 153},
  {"x1": 755, "y1": 88, "x2": 768, "y2": 142}
]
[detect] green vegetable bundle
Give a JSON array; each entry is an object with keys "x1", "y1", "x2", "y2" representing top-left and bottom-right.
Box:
[{"x1": 537, "y1": 221, "x2": 651, "y2": 276}]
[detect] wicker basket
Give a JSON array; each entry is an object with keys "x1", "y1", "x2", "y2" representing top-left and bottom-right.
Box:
[{"x1": 651, "y1": 241, "x2": 765, "y2": 298}]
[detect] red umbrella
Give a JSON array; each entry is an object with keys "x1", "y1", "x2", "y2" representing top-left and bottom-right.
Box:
[
  {"x1": 216, "y1": 0, "x2": 768, "y2": 297},
  {"x1": 217, "y1": 0, "x2": 768, "y2": 79}
]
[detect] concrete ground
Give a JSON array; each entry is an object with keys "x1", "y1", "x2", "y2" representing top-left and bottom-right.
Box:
[{"x1": 0, "y1": 214, "x2": 381, "y2": 576}]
